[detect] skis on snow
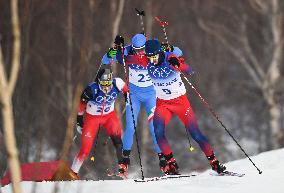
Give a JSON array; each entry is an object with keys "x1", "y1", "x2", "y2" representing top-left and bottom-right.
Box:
[
  {"x1": 106, "y1": 169, "x2": 244, "y2": 182},
  {"x1": 213, "y1": 170, "x2": 245, "y2": 177},
  {"x1": 134, "y1": 170, "x2": 245, "y2": 182},
  {"x1": 134, "y1": 174, "x2": 196, "y2": 182}
]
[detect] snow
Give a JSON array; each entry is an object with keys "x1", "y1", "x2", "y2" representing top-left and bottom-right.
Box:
[{"x1": 2, "y1": 148, "x2": 284, "y2": 193}]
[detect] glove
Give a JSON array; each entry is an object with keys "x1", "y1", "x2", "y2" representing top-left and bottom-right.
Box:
[
  {"x1": 161, "y1": 43, "x2": 174, "y2": 52},
  {"x1": 114, "y1": 35, "x2": 124, "y2": 48},
  {"x1": 76, "y1": 125, "x2": 83, "y2": 134},
  {"x1": 107, "y1": 47, "x2": 118, "y2": 58},
  {"x1": 168, "y1": 56, "x2": 180, "y2": 67},
  {"x1": 76, "y1": 115, "x2": 84, "y2": 134}
]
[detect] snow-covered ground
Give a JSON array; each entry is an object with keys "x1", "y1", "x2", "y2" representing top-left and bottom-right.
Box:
[{"x1": 2, "y1": 148, "x2": 284, "y2": 193}]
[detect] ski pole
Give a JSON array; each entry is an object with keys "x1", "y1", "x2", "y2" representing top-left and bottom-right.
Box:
[
  {"x1": 154, "y1": 16, "x2": 169, "y2": 45},
  {"x1": 185, "y1": 128, "x2": 195, "y2": 152},
  {"x1": 180, "y1": 71, "x2": 262, "y2": 174},
  {"x1": 135, "y1": 8, "x2": 145, "y2": 35},
  {"x1": 120, "y1": 46, "x2": 145, "y2": 180}
]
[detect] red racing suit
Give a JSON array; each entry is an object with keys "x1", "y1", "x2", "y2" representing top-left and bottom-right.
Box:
[{"x1": 71, "y1": 78, "x2": 128, "y2": 173}]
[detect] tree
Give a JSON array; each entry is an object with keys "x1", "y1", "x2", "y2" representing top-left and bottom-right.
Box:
[
  {"x1": 0, "y1": 0, "x2": 22, "y2": 192},
  {"x1": 198, "y1": 0, "x2": 284, "y2": 149}
]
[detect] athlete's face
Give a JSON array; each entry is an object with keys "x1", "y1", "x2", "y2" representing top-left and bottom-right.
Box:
[
  {"x1": 101, "y1": 85, "x2": 112, "y2": 94},
  {"x1": 147, "y1": 54, "x2": 159, "y2": 65}
]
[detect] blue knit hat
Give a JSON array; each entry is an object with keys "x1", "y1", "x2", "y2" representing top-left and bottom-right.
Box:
[
  {"x1": 131, "y1": 34, "x2": 146, "y2": 49},
  {"x1": 145, "y1": 39, "x2": 162, "y2": 56}
]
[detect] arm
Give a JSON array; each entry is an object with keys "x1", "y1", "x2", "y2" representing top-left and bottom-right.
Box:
[
  {"x1": 76, "y1": 86, "x2": 94, "y2": 133},
  {"x1": 168, "y1": 54, "x2": 194, "y2": 75},
  {"x1": 101, "y1": 35, "x2": 126, "y2": 65},
  {"x1": 114, "y1": 78, "x2": 128, "y2": 94},
  {"x1": 172, "y1": 46, "x2": 183, "y2": 57}
]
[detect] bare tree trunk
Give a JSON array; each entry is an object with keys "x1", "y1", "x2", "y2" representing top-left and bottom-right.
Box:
[
  {"x1": 263, "y1": 0, "x2": 283, "y2": 149},
  {"x1": 60, "y1": 86, "x2": 83, "y2": 160},
  {"x1": 146, "y1": 0, "x2": 153, "y2": 37},
  {"x1": 198, "y1": 0, "x2": 284, "y2": 150},
  {"x1": 0, "y1": 0, "x2": 22, "y2": 192},
  {"x1": 110, "y1": 0, "x2": 125, "y2": 137},
  {"x1": 66, "y1": 0, "x2": 73, "y2": 112}
]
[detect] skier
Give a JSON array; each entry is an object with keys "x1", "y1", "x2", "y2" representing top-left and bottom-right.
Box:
[
  {"x1": 144, "y1": 39, "x2": 226, "y2": 175},
  {"x1": 71, "y1": 68, "x2": 128, "y2": 175},
  {"x1": 101, "y1": 34, "x2": 183, "y2": 175}
]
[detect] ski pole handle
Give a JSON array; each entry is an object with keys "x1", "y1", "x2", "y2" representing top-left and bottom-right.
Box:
[{"x1": 135, "y1": 8, "x2": 145, "y2": 16}]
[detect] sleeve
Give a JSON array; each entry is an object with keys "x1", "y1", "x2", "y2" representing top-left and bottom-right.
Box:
[
  {"x1": 178, "y1": 58, "x2": 194, "y2": 75},
  {"x1": 78, "y1": 86, "x2": 94, "y2": 115},
  {"x1": 172, "y1": 46, "x2": 183, "y2": 57},
  {"x1": 101, "y1": 53, "x2": 118, "y2": 65},
  {"x1": 114, "y1": 78, "x2": 128, "y2": 93}
]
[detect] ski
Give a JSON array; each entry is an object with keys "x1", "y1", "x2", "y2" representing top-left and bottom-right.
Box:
[
  {"x1": 134, "y1": 174, "x2": 196, "y2": 182},
  {"x1": 107, "y1": 170, "x2": 128, "y2": 180},
  {"x1": 213, "y1": 170, "x2": 245, "y2": 177}
]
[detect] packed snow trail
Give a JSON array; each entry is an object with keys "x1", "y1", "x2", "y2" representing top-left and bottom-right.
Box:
[{"x1": 1, "y1": 148, "x2": 284, "y2": 193}]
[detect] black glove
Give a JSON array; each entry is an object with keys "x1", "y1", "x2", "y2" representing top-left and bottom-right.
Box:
[
  {"x1": 168, "y1": 56, "x2": 180, "y2": 67},
  {"x1": 77, "y1": 115, "x2": 84, "y2": 128},
  {"x1": 114, "y1": 35, "x2": 124, "y2": 49},
  {"x1": 161, "y1": 43, "x2": 174, "y2": 52}
]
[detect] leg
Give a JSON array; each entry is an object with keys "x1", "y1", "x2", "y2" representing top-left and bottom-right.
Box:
[
  {"x1": 176, "y1": 98, "x2": 226, "y2": 173},
  {"x1": 143, "y1": 95, "x2": 162, "y2": 154},
  {"x1": 153, "y1": 103, "x2": 172, "y2": 156},
  {"x1": 103, "y1": 112, "x2": 123, "y2": 163},
  {"x1": 71, "y1": 113, "x2": 100, "y2": 173},
  {"x1": 175, "y1": 97, "x2": 214, "y2": 157},
  {"x1": 122, "y1": 93, "x2": 141, "y2": 151},
  {"x1": 103, "y1": 112, "x2": 130, "y2": 174}
]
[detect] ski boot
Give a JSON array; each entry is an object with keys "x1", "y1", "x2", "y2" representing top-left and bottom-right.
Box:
[
  {"x1": 207, "y1": 154, "x2": 226, "y2": 174},
  {"x1": 161, "y1": 153, "x2": 179, "y2": 175},
  {"x1": 118, "y1": 150, "x2": 130, "y2": 176},
  {"x1": 158, "y1": 153, "x2": 167, "y2": 170}
]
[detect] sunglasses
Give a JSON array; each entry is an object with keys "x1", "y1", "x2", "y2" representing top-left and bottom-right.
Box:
[{"x1": 100, "y1": 80, "x2": 112, "y2": 86}]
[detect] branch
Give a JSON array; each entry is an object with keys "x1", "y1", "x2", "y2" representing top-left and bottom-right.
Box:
[
  {"x1": 240, "y1": 18, "x2": 265, "y2": 81},
  {"x1": 198, "y1": 19, "x2": 263, "y2": 88},
  {"x1": 249, "y1": 0, "x2": 269, "y2": 14}
]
